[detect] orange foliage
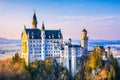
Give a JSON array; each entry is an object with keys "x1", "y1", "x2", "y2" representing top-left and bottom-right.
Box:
[{"x1": 0, "y1": 58, "x2": 30, "y2": 80}]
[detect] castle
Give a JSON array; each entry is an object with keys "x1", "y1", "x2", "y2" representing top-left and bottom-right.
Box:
[{"x1": 21, "y1": 12, "x2": 88, "y2": 77}]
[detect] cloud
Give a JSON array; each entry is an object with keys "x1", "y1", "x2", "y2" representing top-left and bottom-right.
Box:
[
  {"x1": 60, "y1": 15, "x2": 120, "y2": 22},
  {"x1": 58, "y1": 15, "x2": 120, "y2": 27},
  {"x1": 52, "y1": 15, "x2": 120, "y2": 40}
]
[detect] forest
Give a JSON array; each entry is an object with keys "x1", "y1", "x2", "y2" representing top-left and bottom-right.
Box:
[{"x1": 0, "y1": 46, "x2": 120, "y2": 80}]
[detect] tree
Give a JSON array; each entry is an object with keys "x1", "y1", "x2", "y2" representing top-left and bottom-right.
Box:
[
  {"x1": 12, "y1": 52, "x2": 20, "y2": 63},
  {"x1": 45, "y1": 59, "x2": 51, "y2": 74},
  {"x1": 85, "y1": 65, "x2": 92, "y2": 74},
  {"x1": 107, "y1": 65, "x2": 116, "y2": 80},
  {"x1": 97, "y1": 55, "x2": 102, "y2": 68},
  {"x1": 25, "y1": 64, "x2": 34, "y2": 79},
  {"x1": 110, "y1": 54, "x2": 120, "y2": 80},
  {"x1": 89, "y1": 47, "x2": 103, "y2": 70},
  {"x1": 90, "y1": 51, "x2": 97, "y2": 69}
]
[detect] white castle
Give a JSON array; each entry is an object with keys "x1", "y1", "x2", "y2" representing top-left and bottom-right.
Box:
[{"x1": 21, "y1": 12, "x2": 88, "y2": 77}]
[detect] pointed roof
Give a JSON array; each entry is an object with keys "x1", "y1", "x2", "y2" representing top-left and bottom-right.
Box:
[
  {"x1": 24, "y1": 25, "x2": 26, "y2": 30},
  {"x1": 33, "y1": 10, "x2": 37, "y2": 23},
  {"x1": 32, "y1": 10, "x2": 38, "y2": 29},
  {"x1": 82, "y1": 28, "x2": 87, "y2": 32},
  {"x1": 41, "y1": 21, "x2": 45, "y2": 31}
]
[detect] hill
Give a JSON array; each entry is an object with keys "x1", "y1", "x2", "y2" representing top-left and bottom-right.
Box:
[{"x1": 0, "y1": 37, "x2": 20, "y2": 44}]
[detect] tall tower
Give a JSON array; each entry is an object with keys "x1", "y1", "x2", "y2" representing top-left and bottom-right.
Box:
[
  {"x1": 32, "y1": 11, "x2": 37, "y2": 29},
  {"x1": 107, "y1": 47, "x2": 111, "y2": 58},
  {"x1": 81, "y1": 29, "x2": 88, "y2": 54},
  {"x1": 71, "y1": 47, "x2": 77, "y2": 77},
  {"x1": 41, "y1": 22, "x2": 45, "y2": 60}
]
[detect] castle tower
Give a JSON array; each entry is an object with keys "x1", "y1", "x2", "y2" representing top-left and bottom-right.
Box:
[
  {"x1": 81, "y1": 29, "x2": 88, "y2": 54},
  {"x1": 32, "y1": 11, "x2": 38, "y2": 29},
  {"x1": 107, "y1": 47, "x2": 111, "y2": 58},
  {"x1": 64, "y1": 45, "x2": 71, "y2": 74},
  {"x1": 71, "y1": 47, "x2": 77, "y2": 77},
  {"x1": 41, "y1": 22, "x2": 45, "y2": 60},
  {"x1": 21, "y1": 25, "x2": 29, "y2": 65}
]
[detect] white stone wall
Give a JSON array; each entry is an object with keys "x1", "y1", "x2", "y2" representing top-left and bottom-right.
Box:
[
  {"x1": 45, "y1": 39, "x2": 61, "y2": 58},
  {"x1": 26, "y1": 38, "x2": 62, "y2": 64},
  {"x1": 41, "y1": 31, "x2": 45, "y2": 60},
  {"x1": 71, "y1": 47, "x2": 76, "y2": 77},
  {"x1": 28, "y1": 39, "x2": 42, "y2": 63},
  {"x1": 62, "y1": 45, "x2": 84, "y2": 77},
  {"x1": 63, "y1": 45, "x2": 70, "y2": 72}
]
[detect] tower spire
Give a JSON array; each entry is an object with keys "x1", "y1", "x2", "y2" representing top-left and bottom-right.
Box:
[
  {"x1": 32, "y1": 10, "x2": 37, "y2": 29},
  {"x1": 41, "y1": 21, "x2": 45, "y2": 31},
  {"x1": 34, "y1": 9, "x2": 35, "y2": 14}
]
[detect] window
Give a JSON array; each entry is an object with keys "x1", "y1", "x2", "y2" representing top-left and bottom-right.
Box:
[{"x1": 33, "y1": 45, "x2": 35, "y2": 47}]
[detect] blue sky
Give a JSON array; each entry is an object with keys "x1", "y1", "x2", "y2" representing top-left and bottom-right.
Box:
[{"x1": 0, "y1": 0, "x2": 120, "y2": 40}]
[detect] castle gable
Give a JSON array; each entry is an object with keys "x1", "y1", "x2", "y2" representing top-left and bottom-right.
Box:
[
  {"x1": 45, "y1": 30, "x2": 63, "y2": 39},
  {"x1": 23, "y1": 29, "x2": 63, "y2": 39},
  {"x1": 25, "y1": 28, "x2": 41, "y2": 39}
]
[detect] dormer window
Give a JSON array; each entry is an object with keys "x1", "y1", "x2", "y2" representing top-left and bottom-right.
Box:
[
  {"x1": 52, "y1": 34, "x2": 54, "y2": 38},
  {"x1": 58, "y1": 34, "x2": 60, "y2": 39},
  {"x1": 49, "y1": 35, "x2": 51, "y2": 38},
  {"x1": 32, "y1": 36, "x2": 34, "y2": 39}
]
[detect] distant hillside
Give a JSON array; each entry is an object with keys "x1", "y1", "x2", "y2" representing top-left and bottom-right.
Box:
[
  {"x1": 0, "y1": 37, "x2": 21, "y2": 44},
  {"x1": 0, "y1": 38, "x2": 21, "y2": 57},
  {"x1": 89, "y1": 40, "x2": 120, "y2": 47},
  {"x1": 0, "y1": 37, "x2": 120, "y2": 56}
]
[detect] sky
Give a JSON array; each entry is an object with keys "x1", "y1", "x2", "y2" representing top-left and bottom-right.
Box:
[{"x1": 0, "y1": 0, "x2": 120, "y2": 40}]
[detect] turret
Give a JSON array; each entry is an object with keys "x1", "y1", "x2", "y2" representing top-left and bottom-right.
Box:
[
  {"x1": 82, "y1": 29, "x2": 87, "y2": 37},
  {"x1": 81, "y1": 28, "x2": 88, "y2": 54},
  {"x1": 68, "y1": 38, "x2": 72, "y2": 44},
  {"x1": 107, "y1": 47, "x2": 111, "y2": 58},
  {"x1": 41, "y1": 21, "x2": 45, "y2": 31},
  {"x1": 32, "y1": 11, "x2": 37, "y2": 29},
  {"x1": 41, "y1": 22, "x2": 45, "y2": 60}
]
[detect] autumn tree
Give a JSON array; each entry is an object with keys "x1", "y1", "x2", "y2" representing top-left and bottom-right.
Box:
[
  {"x1": 12, "y1": 52, "x2": 20, "y2": 62},
  {"x1": 110, "y1": 54, "x2": 120, "y2": 80},
  {"x1": 46, "y1": 59, "x2": 51, "y2": 74},
  {"x1": 89, "y1": 47, "x2": 103, "y2": 70}
]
